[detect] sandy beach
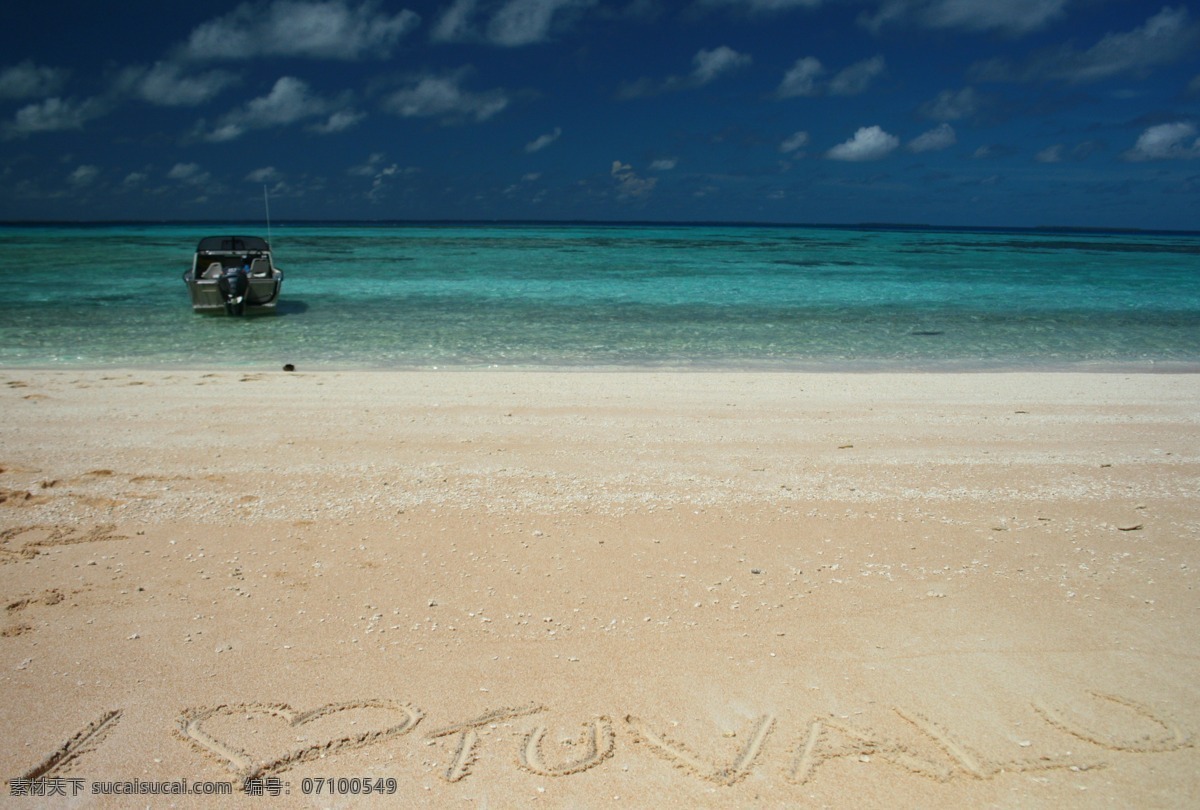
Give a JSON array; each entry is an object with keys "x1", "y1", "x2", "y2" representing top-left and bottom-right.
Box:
[{"x1": 1, "y1": 369, "x2": 1197, "y2": 807}]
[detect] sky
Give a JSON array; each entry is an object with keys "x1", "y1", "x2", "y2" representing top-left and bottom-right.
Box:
[{"x1": 1, "y1": 0, "x2": 1198, "y2": 228}]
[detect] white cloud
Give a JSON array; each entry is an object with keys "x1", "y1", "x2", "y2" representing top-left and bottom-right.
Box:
[
  {"x1": 123, "y1": 172, "x2": 147, "y2": 188},
  {"x1": 972, "y1": 6, "x2": 1200, "y2": 84},
  {"x1": 777, "y1": 55, "x2": 882, "y2": 98},
  {"x1": 828, "y1": 55, "x2": 884, "y2": 96},
  {"x1": 826, "y1": 125, "x2": 899, "y2": 161},
  {"x1": 908, "y1": 123, "x2": 956, "y2": 153},
  {"x1": 691, "y1": 46, "x2": 752, "y2": 85},
  {"x1": 862, "y1": 0, "x2": 1067, "y2": 35},
  {"x1": 921, "y1": 87, "x2": 978, "y2": 121},
  {"x1": 120, "y1": 62, "x2": 239, "y2": 107},
  {"x1": 618, "y1": 46, "x2": 749, "y2": 98},
  {"x1": 525, "y1": 126, "x2": 562, "y2": 152},
  {"x1": 309, "y1": 108, "x2": 364, "y2": 133},
  {"x1": 246, "y1": 166, "x2": 282, "y2": 183},
  {"x1": 487, "y1": 0, "x2": 593, "y2": 47},
  {"x1": 1054, "y1": 6, "x2": 1198, "y2": 83},
  {"x1": 382, "y1": 70, "x2": 508, "y2": 123},
  {"x1": 3, "y1": 96, "x2": 106, "y2": 138},
  {"x1": 777, "y1": 56, "x2": 824, "y2": 98},
  {"x1": 699, "y1": 0, "x2": 825, "y2": 12},
  {"x1": 0, "y1": 61, "x2": 68, "y2": 99},
  {"x1": 184, "y1": 0, "x2": 419, "y2": 60},
  {"x1": 205, "y1": 77, "x2": 336, "y2": 141},
  {"x1": 169, "y1": 162, "x2": 212, "y2": 185},
  {"x1": 649, "y1": 157, "x2": 678, "y2": 170},
  {"x1": 780, "y1": 130, "x2": 809, "y2": 153},
  {"x1": 68, "y1": 165, "x2": 99, "y2": 188},
  {"x1": 432, "y1": 0, "x2": 478, "y2": 41},
  {"x1": 1034, "y1": 144, "x2": 1063, "y2": 163},
  {"x1": 354, "y1": 157, "x2": 420, "y2": 200},
  {"x1": 1124, "y1": 122, "x2": 1200, "y2": 161},
  {"x1": 611, "y1": 160, "x2": 656, "y2": 197},
  {"x1": 349, "y1": 152, "x2": 387, "y2": 176}
]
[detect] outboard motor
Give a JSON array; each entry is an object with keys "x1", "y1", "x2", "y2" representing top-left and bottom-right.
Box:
[{"x1": 217, "y1": 264, "x2": 250, "y2": 316}]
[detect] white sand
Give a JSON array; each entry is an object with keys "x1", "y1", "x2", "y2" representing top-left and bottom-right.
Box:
[{"x1": 1, "y1": 370, "x2": 1197, "y2": 807}]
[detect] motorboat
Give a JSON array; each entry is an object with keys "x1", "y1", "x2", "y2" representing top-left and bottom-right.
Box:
[{"x1": 182, "y1": 235, "x2": 283, "y2": 315}]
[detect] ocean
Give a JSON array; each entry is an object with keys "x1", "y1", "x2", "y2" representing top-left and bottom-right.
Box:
[{"x1": 1, "y1": 222, "x2": 1198, "y2": 371}]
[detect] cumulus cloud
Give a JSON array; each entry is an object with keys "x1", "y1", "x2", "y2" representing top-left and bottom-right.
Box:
[
  {"x1": 1124, "y1": 122, "x2": 1200, "y2": 161},
  {"x1": 826, "y1": 125, "x2": 899, "y2": 161},
  {"x1": 119, "y1": 62, "x2": 239, "y2": 107},
  {"x1": 349, "y1": 153, "x2": 386, "y2": 176},
  {"x1": 204, "y1": 76, "x2": 338, "y2": 141},
  {"x1": 920, "y1": 87, "x2": 979, "y2": 121},
  {"x1": 432, "y1": 0, "x2": 478, "y2": 41},
  {"x1": 649, "y1": 157, "x2": 678, "y2": 170},
  {"x1": 1027, "y1": 141, "x2": 1103, "y2": 163},
  {"x1": 350, "y1": 154, "x2": 420, "y2": 200},
  {"x1": 698, "y1": 0, "x2": 825, "y2": 12},
  {"x1": 619, "y1": 45, "x2": 751, "y2": 98},
  {"x1": 525, "y1": 126, "x2": 562, "y2": 152},
  {"x1": 68, "y1": 165, "x2": 100, "y2": 188},
  {"x1": 246, "y1": 166, "x2": 283, "y2": 183},
  {"x1": 777, "y1": 55, "x2": 883, "y2": 98},
  {"x1": 487, "y1": 0, "x2": 594, "y2": 46},
  {"x1": 310, "y1": 109, "x2": 364, "y2": 133},
  {"x1": 3, "y1": 96, "x2": 107, "y2": 138},
  {"x1": 828, "y1": 55, "x2": 885, "y2": 96},
  {"x1": 780, "y1": 130, "x2": 810, "y2": 153},
  {"x1": 861, "y1": 0, "x2": 1068, "y2": 35},
  {"x1": 184, "y1": 0, "x2": 419, "y2": 60},
  {"x1": 691, "y1": 46, "x2": 753, "y2": 84},
  {"x1": 382, "y1": 70, "x2": 508, "y2": 123},
  {"x1": 504, "y1": 171, "x2": 545, "y2": 196},
  {"x1": 432, "y1": 0, "x2": 595, "y2": 45},
  {"x1": 611, "y1": 160, "x2": 656, "y2": 197},
  {"x1": 971, "y1": 6, "x2": 1200, "y2": 84},
  {"x1": 1035, "y1": 144, "x2": 1064, "y2": 163},
  {"x1": 972, "y1": 144, "x2": 1016, "y2": 159},
  {"x1": 168, "y1": 162, "x2": 212, "y2": 185},
  {"x1": 0, "y1": 61, "x2": 68, "y2": 99},
  {"x1": 908, "y1": 123, "x2": 956, "y2": 153},
  {"x1": 777, "y1": 57, "x2": 824, "y2": 98}
]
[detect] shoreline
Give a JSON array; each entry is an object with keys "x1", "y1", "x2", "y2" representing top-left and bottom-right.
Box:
[
  {"x1": 4, "y1": 360, "x2": 1200, "y2": 374},
  {"x1": 2, "y1": 369, "x2": 1197, "y2": 807}
]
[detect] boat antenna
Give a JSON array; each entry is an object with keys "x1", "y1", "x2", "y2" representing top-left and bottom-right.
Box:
[{"x1": 263, "y1": 185, "x2": 273, "y2": 248}]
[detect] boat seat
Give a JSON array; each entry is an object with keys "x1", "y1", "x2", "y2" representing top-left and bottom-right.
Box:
[
  {"x1": 249, "y1": 257, "x2": 271, "y2": 277},
  {"x1": 202, "y1": 262, "x2": 223, "y2": 279}
]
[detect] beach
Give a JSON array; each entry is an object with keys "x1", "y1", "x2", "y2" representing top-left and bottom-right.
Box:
[{"x1": 0, "y1": 368, "x2": 1197, "y2": 807}]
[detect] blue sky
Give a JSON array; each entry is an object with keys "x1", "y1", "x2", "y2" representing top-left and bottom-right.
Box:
[{"x1": 1, "y1": 0, "x2": 1198, "y2": 227}]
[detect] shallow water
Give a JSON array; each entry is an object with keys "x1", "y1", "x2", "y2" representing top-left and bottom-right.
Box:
[{"x1": 1, "y1": 223, "x2": 1197, "y2": 370}]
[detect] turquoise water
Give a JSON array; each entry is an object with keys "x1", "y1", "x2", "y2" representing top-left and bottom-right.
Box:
[{"x1": 1, "y1": 222, "x2": 1198, "y2": 370}]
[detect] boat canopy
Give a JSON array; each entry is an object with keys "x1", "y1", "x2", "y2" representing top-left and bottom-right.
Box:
[{"x1": 196, "y1": 236, "x2": 270, "y2": 253}]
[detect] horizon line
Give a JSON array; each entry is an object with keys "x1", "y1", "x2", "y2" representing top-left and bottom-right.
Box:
[{"x1": 1, "y1": 218, "x2": 1198, "y2": 237}]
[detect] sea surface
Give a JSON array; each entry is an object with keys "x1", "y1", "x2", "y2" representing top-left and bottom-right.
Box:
[{"x1": 1, "y1": 222, "x2": 1198, "y2": 371}]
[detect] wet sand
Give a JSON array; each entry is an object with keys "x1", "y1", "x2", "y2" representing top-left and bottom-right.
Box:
[{"x1": 1, "y1": 370, "x2": 1197, "y2": 807}]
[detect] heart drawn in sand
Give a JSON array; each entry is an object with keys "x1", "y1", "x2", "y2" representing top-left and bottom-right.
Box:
[{"x1": 179, "y1": 700, "x2": 422, "y2": 779}]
